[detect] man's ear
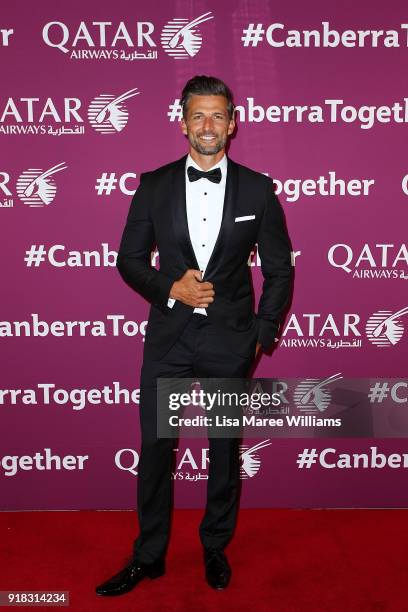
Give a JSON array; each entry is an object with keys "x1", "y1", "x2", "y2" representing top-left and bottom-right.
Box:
[
  {"x1": 180, "y1": 117, "x2": 188, "y2": 136},
  {"x1": 227, "y1": 110, "x2": 236, "y2": 135},
  {"x1": 227, "y1": 118, "x2": 235, "y2": 135}
]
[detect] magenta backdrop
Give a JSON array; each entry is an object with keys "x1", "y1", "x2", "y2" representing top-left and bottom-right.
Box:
[{"x1": 1, "y1": 1, "x2": 407, "y2": 509}]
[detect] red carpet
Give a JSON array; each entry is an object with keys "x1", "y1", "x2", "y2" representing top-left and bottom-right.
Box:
[{"x1": 1, "y1": 509, "x2": 407, "y2": 611}]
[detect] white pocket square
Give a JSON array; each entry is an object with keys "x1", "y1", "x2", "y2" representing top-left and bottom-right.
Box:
[{"x1": 235, "y1": 215, "x2": 255, "y2": 222}]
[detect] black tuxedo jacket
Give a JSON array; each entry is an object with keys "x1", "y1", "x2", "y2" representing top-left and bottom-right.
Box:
[{"x1": 116, "y1": 154, "x2": 293, "y2": 361}]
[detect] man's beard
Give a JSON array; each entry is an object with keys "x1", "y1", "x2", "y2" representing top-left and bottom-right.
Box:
[{"x1": 188, "y1": 131, "x2": 227, "y2": 155}]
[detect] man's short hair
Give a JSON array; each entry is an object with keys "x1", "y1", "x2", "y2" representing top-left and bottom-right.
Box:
[{"x1": 180, "y1": 75, "x2": 235, "y2": 119}]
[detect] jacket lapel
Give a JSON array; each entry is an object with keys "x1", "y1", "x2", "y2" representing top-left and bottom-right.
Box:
[
  {"x1": 171, "y1": 154, "x2": 200, "y2": 270},
  {"x1": 203, "y1": 156, "x2": 237, "y2": 280},
  {"x1": 171, "y1": 153, "x2": 238, "y2": 280}
]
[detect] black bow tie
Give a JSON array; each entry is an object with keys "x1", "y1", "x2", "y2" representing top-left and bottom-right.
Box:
[{"x1": 187, "y1": 165, "x2": 222, "y2": 184}]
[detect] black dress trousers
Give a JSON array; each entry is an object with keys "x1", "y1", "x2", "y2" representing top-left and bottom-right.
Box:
[{"x1": 133, "y1": 312, "x2": 255, "y2": 564}]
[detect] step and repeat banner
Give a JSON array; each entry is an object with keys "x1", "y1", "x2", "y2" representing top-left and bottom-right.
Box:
[{"x1": 1, "y1": 1, "x2": 407, "y2": 509}]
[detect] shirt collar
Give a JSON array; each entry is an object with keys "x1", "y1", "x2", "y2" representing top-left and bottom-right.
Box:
[{"x1": 186, "y1": 152, "x2": 227, "y2": 175}]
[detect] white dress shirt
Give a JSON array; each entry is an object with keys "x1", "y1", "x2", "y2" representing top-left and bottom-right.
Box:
[{"x1": 167, "y1": 153, "x2": 227, "y2": 315}]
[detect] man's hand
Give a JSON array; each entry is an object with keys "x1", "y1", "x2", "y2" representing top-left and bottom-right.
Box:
[
  {"x1": 170, "y1": 269, "x2": 215, "y2": 308},
  {"x1": 255, "y1": 341, "x2": 262, "y2": 358}
]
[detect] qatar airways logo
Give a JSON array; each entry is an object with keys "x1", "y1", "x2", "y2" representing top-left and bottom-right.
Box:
[
  {"x1": 293, "y1": 373, "x2": 343, "y2": 413},
  {"x1": 42, "y1": 14, "x2": 214, "y2": 60},
  {"x1": 88, "y1": 88, "x2": 140, "y2": 133},
  {"x1": 117, "y1": 441, "x2": 271, "y2": 480},
  {"x1": 42, "y1": 21, "x2": 157, "y2": 59},
  {"x1": 0, "y1": 89, "x2": 140, "y2": 135},
  {"x1": 366, "y1": 308, "x2": 408, "y2": 347},
  {"x1": 16, "y1": 162, "x2": 67, "y2": 207},
  {"x1": 328, "y1": 243, "x2": 408, "y2": 279},
  {"x1": 161, "y1": 12, "x2": 214, "y2": 58},
  {"x1": 281, "y1": 310, "x2": 408, "y2": 349},
  {"x1": 239, "y1": 440, "x2": 272, "y2": 479}
]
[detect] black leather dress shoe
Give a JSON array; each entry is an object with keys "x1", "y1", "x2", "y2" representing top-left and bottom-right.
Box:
[
  {"x1": 95, "y1": 557, "x2": 165, "y2": 596},
  {"x1": 204, "y1": 548, "x2": 231, "y2": 590}
]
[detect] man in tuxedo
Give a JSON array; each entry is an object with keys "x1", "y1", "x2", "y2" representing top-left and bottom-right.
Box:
[{"x1": 96, "y1": 75, "x2": 293, "y2": 596}]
